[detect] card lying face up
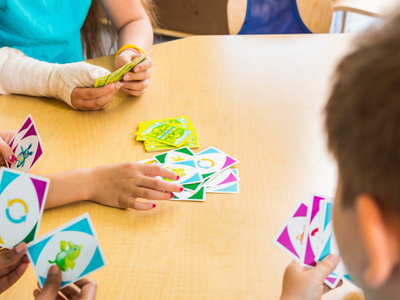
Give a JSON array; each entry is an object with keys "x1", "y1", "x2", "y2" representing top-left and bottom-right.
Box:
[
  {"x1": 192, "y1": 147, "x2": 239, "y2": 180},
  {"x1": 154, "y1": 147, "x2": 195, "y2": 164},
  {"x1": 26, "y1": 213, "x2": 107, "y2": 290},
  {"x1": 162, "y1": 160, "x2": 202, "y2": 185},
  {"x1": 6, "y1": 114, "x2": 44, "y2": 173},
  {"x1": 0, "y1": 168, "x2": 49, "y2": 249}
]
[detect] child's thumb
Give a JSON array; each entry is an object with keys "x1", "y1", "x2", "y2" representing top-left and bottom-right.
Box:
[{"x1": 312, "y1": 254, "x2": 340, "y2": 281}]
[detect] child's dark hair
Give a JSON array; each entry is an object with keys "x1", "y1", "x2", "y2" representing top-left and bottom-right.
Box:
[
  {"x1": 81, "y1": 0, "x2": 158, "y2": 59},
  {"x1": 325, "y1": 11, "x2": 400, "y2": 212}
]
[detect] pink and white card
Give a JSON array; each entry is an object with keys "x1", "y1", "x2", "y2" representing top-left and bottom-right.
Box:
[
  {"x1": 6, "y1": 115, "x2": 44, "y2": 173},
  {"x1": 273, "y1": 201, "x2": 308, "y2": 261}
]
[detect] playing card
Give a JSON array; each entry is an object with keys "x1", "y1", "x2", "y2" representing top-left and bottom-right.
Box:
[
  {"x1": 136, "y1": 121, "x2": 194, "y2": 147},
  {"x1": 26, "y1": 213, "x2": 107, "y2": 290},
  {"x1": 301, "y1": 194, "x2": 328, "y2": 268},
  {"x1": 273, "y1": 201, "x2": 308, "y2": 261},
  {"x1": 137, "y1": 157, "x2": 159, "y2": 165},
  {"x1": 95, "y1": 51, "x2": 151, "y2": 88},
  {"x1": 7, "y1": 120, "x2": 44, "y2": 173},
  {"x1": 7, "y1": 114, "x2": 34, "y2": 154},
  {"x1": 315, "y1": 223, "x2": 354, "y2": 284},
  {"x1": 204, "y1": 168, "x2": 240, "y2": 190},
  {"x1": 192, "y1": 147, "x2": 239, "y2": 180},
  {"x1": 207, "y1": 169, "x2": 240, "y2": 193},
  {"x1": 162, "y1": 160, "x2": 202, "y2": 185},
  {"x1": 0, "y1": 168, "x2": 49, "y2": 249},
  {"x1": 170, "y1": 187, "x2": 206, "y2": 202},
  {"x1": 318, "y1": 197, "x2": 334, "y2": 249},
  {"x1": 154, "y1": 147, "x2": 195, "y2": 164}
]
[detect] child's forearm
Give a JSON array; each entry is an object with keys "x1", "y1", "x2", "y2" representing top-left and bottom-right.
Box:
[
  {"x1": 42, "y1": 169, "x2": 93, "y2": 209},
  {"x1": 0, "y1": 47, "x2": 110, "y2": 108},
  {"x1": 117, "y1": 19, "x2": 153, "y2": 52}
]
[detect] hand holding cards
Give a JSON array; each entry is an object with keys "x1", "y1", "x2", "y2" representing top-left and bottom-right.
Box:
[{"x1": 273, "y1": 194, "x2": 355, "y2": 289}]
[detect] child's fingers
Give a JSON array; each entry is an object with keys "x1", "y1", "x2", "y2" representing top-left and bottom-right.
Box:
[
  {"x1": 123, "y1": 68, "x2": 152, "y2": 81},
  {"x1": 134, "y1": 187, "x2": 174, "y2": 201},
  {"x1": 311, "y1": 254, "x2": 340, "y2": 282},
  {"x1": 74, "y1": 278, "x2": 97, "y2": 299},
  {"x1": 122, "y1": 88, "x2": 147, "y2": 97},
  {"x1": 137, "y1": 176, "x2": 182, "y2": 193},
  {"x1": 78, "y1": 88, "x2": 119, "y2": 111},
  {"x1": 124, "y1": 197, "x2": 156, "y2": 211},
  {"x1": 0, "y1": 243, "x2": 27, "y2": 268},
  {"x1": 35, "y1": 266, "x2": 61, "y2": 299},
  {"x1": 0, "y1": 136, "x2": 16, "y2": 164},
  {"x1": 139, "y1": 164, "x2": 180, "y2": 181},
  {"x1": 121, "y1": 79, "x2": 150, "y2": 92},
  {"x1": 80, "y1": 83, "x2": 119, "y2": 100},
  {"x1": 0, "y1": 261, "x2": 29, "y2": 294},
  {"x1": 133, "y1": 57, "x2": 152, "y2": 73}
]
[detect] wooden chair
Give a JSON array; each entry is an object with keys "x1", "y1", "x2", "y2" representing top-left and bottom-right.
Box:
[
  {"x1": 333, "y1": 0, "x2": 400, "y2": 33},
  {"x1": 227, "y1": 0, "x2": 333, "y2": 34}
]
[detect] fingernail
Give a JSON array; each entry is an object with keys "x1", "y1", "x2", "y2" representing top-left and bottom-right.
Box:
[
  {"x1": 329, "y1": 254, "x2": 339, "y2": 263},
  {"x1": 124, "y1": 74, "x2": 130, "y2": 80},
  {"x1": 152, "y1": 203, "x2": 156, "y2": 208},
  {"x1": 180, "y1": 186, "x2": 183, "y2": 192},
  {"x1": 176, "y1": 175, "x2": 180, "y2": 180},
  {"x1": 49, "y1": 265, "x2": 60, "y2": 275},
  {"x1": 120, "y1": 82, "x2": 125, "y2": 87},
  {"x1": 135, "y1": 67, "x2": 140, "y2": 72},
  {"x1": 16, "y1": 243, "x2": 25, "y2": 253},
  {"x1": 9, "y1": 155, "x2": 16, "y2": 163},
  {"x1": 109, "y1": 83, "x2": 115, "y2": 89},
  {"x1": 170, "y1": 192, "x2": 174, "y2": 198}
]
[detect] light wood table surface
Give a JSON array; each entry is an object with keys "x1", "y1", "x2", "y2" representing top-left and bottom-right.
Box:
[{"x1": 1, "y1": 34, "x2": 364, "y2": 300}]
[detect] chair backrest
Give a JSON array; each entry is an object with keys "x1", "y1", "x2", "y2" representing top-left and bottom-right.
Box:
[{"x1": 227, "y1": 0, "x2": 333, "y2": 34}]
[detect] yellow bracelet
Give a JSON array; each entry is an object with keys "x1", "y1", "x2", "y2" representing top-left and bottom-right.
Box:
[{"x1": 115, "y1": 44, "x2": 146, "y2": 58}]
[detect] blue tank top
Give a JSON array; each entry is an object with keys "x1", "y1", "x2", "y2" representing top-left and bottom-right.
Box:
[
  {"x1": 239, "y1": 0, "x2": 311, "y2": 34},
  {"x1": 0, "y1": 0, "x2": 92, "y2": 64}
]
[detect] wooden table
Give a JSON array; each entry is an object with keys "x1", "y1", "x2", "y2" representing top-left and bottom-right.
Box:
[{"x1": 1, "y1": 34, "x2": 363, "y2": 300}]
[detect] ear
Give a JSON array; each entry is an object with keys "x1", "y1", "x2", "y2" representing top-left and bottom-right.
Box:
[{"x1": 356, "y1": 195, "x2": 400, "y2": 288}]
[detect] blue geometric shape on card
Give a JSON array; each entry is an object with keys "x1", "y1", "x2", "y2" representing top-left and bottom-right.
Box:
[
  {"x1": 319, "y1": 235, "x2": 332, "y2": 261},
  {"x1": 214, "y1": 183, "x2": 239, "y2": 193},
  {"x1": 172, "y1": 160, "x2": 196, "y2": 168},
  {"x1": 62, "y1": 218, "x2": 93, "y2": 236},
  {"x1": 0, "y1": 170, "x2": 20, "y2": 194},
  {"x1": 39, "y1": 276, "x2": 46, "y2": 287},
  {"x1": 181, "y1": 172, "x2": 201, "y2": 184},
  {"x1": 61, "y1": 280, "x2": 72, "y2": 286},
  {"x1": 232, "y1": 169, "x2": 238, "y2": 176},
  {"x1": 344, "y1": 274, "x2": 355, "y2": 283},
  {"x1": 198, "y1": 147, "x2": 220, "y2": 155},
  {"x1": 78, "y1": 247, "x2": 104, "y2": 278},
  {"x1": 324, "y1": 203, "x2": 333, "y2": 230},
  {"x1": 28, "y1": 235, "x2": 53, "y2": 265}
]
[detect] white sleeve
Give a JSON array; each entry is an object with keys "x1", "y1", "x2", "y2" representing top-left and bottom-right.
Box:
[{"x1": 0, "y1": 47, "x2": 110, "y2": 109}]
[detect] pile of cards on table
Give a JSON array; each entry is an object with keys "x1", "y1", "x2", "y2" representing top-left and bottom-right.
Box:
[
  {"x1": 136, "y1": 116, "x2": 200, "y2": 152},
  {"x1": 273, "y1": 194, "x2": 355, "y2": 288},
  {"x1": 139, "y1": 146, "x2": 240, "y2": 201},
  {"x1": 0, "y1": 115, "x2": 106, "y2": 290}
]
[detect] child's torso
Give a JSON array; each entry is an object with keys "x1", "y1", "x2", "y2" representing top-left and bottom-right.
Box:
[{"x1": 0, "y1": 0, "x2": 92, "y2": 63}]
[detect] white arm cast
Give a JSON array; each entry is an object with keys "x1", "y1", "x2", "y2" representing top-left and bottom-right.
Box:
[{"x1": 0, "y1": 47, "x2": 110, "y2": 109}]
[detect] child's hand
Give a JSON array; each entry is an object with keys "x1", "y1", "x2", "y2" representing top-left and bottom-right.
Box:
[
  {"x1": 280, "y1": 255, "x2": 342, "y2": 300},
  {"x1": 71, "y1": 82, "x2": 122, "y2": 111},
  {"x1": 0, "y1": 130, "x2": 16, "y2": 165},
  {"x1": 114, "y1": 49, "x2": 152, "y2": 96},
  {"x1": 34, "y1": 266, "x2": 97, "y2": 300},
  {"x1": 89, "y1": 163, "x2": 182, "y2": 210},
  {"x1": 0, "y1": 243, "x2": 30, "y2": 294}
]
